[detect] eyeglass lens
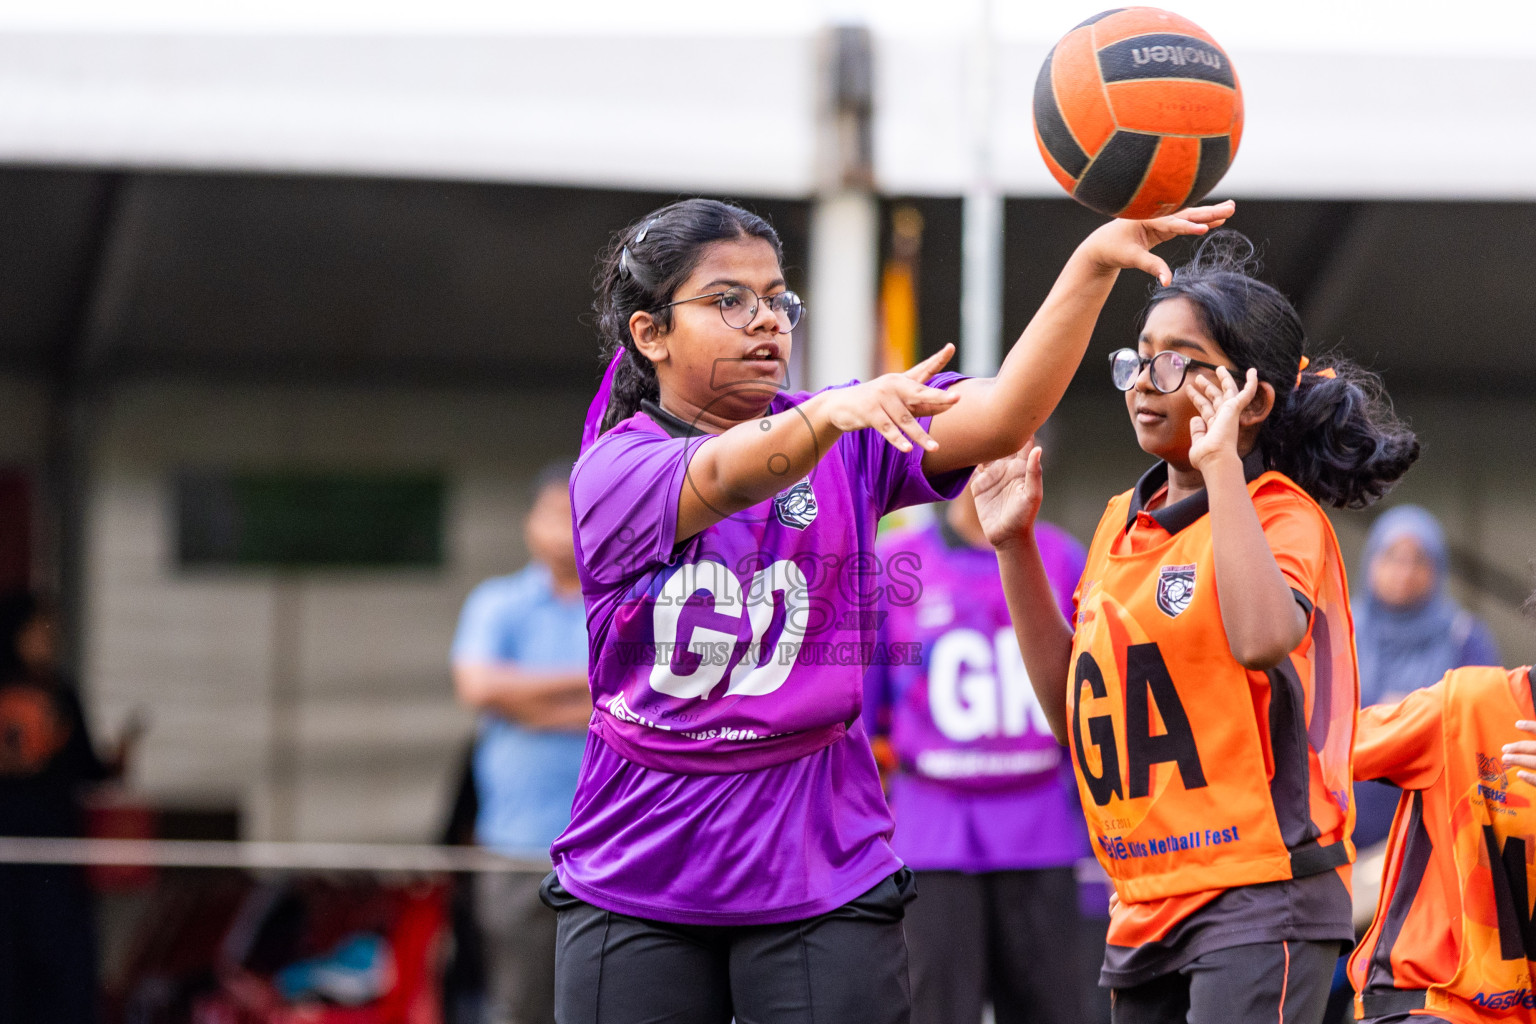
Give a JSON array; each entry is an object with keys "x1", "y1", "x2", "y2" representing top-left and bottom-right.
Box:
[
  {"x1": 1110, "y1": 349, "x2": 1194, "y2": 393},
  {"x1": 718, "y1": 285, "x2": 804, "y2": 332}
]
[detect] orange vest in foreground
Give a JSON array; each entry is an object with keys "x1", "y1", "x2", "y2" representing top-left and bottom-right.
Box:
[
  {"x1": 1350, "y1": 667, "x2": 1536, "y2": 1023},
  {"x1": 1070, "y1": 471, "x2": 1358, "y2": 904}
]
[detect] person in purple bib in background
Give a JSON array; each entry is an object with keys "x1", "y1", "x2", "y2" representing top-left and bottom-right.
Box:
[
  {"x1": 547, "y1": 196, "x2": 1233, "y2": 1024},
  {"x1": 864, "y1": 485, "x2": 1093, "y2": 1024}
]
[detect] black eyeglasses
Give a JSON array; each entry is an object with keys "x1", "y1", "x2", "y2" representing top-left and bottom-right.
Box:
[
  {"x1": 1109, "y1": 348, "x2": 1225, "y2": 394},
  {"x1": 654, "y1": 285, "x2": 805, "y2": 332}
]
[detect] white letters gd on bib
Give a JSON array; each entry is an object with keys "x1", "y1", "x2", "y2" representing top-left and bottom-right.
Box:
[{"x1": 649, "y1": 560, "x2": 809, "y2": 699}]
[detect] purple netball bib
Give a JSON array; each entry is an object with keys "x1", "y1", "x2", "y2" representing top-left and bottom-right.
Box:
[
  {"x1": 571, "y1": 375, "x2": 971, "y2": 775},
  {"x1": 869, "y1": 521, "x2": 1086, "y2": 792}
]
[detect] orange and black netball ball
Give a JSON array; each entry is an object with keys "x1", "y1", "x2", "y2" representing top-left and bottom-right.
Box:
[{"x1": 1033, "y1": 7, "x2": 1243, "y2": 219}]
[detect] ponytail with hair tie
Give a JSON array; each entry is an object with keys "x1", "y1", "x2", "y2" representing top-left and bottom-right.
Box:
[{"x1": 1295, "y1": 355, "x2": 1337, "y2": 388}]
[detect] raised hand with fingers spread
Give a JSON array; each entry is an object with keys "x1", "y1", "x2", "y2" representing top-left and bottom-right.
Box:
[
  {"x1": 1186, "y1": 365, "x2": 1261, "y2": 472},
  {"x1": 972, "y1": 439, "x2": 1075, "y2": 745},
  {"x1": 918, "y1": 201, "x2": 1236, "y2": 477},
  {"x1": 818, "y1": 345, "x2": 961, "y2": 455},
  {"x1": 1083, "y1": 201, "x2": 1236, "y2": 287},
  {"x1": 969, "y1": 442, "x2": 1043, "y2": 550}
]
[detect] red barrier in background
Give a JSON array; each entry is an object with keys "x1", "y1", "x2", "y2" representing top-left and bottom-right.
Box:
[{"x1": 87, "y1": 797, "x2": 159, "y2": 891}]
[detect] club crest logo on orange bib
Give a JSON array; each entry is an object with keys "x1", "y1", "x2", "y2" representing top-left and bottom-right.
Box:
[{"x1": 1156, "y1": 563, "x2": 1197, "y2": 617}]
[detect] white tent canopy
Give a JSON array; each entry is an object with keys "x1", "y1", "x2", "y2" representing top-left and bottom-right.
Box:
[{"x1": 1, "y1": 0, "x2": 1534, "y2": 199}]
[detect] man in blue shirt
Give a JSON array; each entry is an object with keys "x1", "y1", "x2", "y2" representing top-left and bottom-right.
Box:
[{"x1": 453, "y1": 463, "x2": 589, "y2": 1024}]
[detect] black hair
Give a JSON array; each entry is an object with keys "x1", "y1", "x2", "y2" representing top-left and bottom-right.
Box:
[
  {"x1": 594, "y1": 198, "x2": 783, "y2": 433},
  {"x1": 1143, "y1": 231, "x2": 1419, "y2": 509}
]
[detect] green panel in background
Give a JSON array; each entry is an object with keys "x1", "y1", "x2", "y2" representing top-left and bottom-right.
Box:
[{"x1": 176, "y1": 472, "x2": 445, "y2": 569}]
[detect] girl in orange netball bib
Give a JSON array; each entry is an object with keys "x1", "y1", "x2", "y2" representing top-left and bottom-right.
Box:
[
  {"x1": 972, "y1": 234, "x2": 1419, "y2": 1024},
  {"x1": 1351, "y1": 663, "x2": 1536, "y2": 1024}
]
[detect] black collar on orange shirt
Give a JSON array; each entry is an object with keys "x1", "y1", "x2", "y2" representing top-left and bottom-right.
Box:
[{"x1": 1124, "y1": 447, "x2": 1267, "y2": 536}]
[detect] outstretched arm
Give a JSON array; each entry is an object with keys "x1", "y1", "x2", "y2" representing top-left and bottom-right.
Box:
[
  {"x1": 677, "y1": 347, "x2": 959, "y2": 542},
  {"x1": 922, "y1": 201, "x2": 1235, "y2": 476},
  {"x1": 972, "y1": 443, "x2": 1074, "y2": 744}
]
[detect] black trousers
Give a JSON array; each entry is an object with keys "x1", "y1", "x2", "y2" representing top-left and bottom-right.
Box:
[
  {"x1": 904, "y1": 867, "x2": 1091, "y2": 1024},
  {"x1": 1111, "y1": 940, "x2": 1342, "y2": 1024},
  {"x1": 0, "y1": 864, "x2": 99, "y2": 1024},
  {"x1": 542, "y1": 870, "x2": 914, "y2": 1024}
]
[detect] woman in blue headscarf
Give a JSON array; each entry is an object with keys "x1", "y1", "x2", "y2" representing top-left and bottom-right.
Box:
[{"x1": 1352, "y1": 504, "x2": 1499, "y2": 845}]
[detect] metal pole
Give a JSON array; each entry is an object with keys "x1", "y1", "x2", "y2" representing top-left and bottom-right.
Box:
[
  {"x1": 808, "y1": 192, "x2": 880, "y2": 388},
  {"x1": 266, "y1": 573, "x2": 302, "y2": 840},
  {"x1": 960, "y1": 0, "x2": 1004, "y2": 378},
  {"x1": 807, "y1": 24, "x2": 879, "y2": 391},
  {"x1": 0, "y1": 836, "x2": 549, "y2": 874}
]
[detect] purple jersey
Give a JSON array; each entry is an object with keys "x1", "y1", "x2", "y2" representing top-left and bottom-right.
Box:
[
  {"x1": 554, "y1": 375, "x2": 971, "y2": 924},
  {"x1": 864, "y1": 519, "x2": 1090, "y2": 872}
]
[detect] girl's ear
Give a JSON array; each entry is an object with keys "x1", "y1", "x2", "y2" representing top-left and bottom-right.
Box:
[
  {"x1": 1240, "y1": 380, "x2": 1276, "y2": 428},
  {"x1": 629, "y1": 310, "x2": 668, "y2": 365}
]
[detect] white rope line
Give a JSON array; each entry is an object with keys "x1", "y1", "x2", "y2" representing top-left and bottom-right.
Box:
[{"x1": 0, "y1": 837, "x2": 550, "y2": 873}]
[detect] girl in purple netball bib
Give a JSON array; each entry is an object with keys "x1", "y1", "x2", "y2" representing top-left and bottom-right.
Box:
[{"x1": 548, "y1": 196, "x2": 1233, "y2": 1024}]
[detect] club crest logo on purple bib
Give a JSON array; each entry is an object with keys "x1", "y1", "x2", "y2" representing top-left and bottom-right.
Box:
[
  {"x1": 774, "y1": 479, "x2": 817, "y2": 530},
  {"x1": 1155, "y1": 563, "x2": 1197, "y2": 617}
]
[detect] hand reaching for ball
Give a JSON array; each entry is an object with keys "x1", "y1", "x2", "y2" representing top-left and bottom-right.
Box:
[{"x1": 1083, "y1": 200, "x2": 1236, "y2": 286}]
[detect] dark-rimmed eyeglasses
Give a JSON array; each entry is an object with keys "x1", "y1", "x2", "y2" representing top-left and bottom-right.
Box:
[
  {"x1": 654, "y1": 285, "x2": 805, "y2": 332},
  {"x1": 1109, "y1": 348, "x2": 1225, "y2": 394}
]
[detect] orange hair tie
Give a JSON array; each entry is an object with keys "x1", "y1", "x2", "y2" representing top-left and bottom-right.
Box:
[{"x1": 1295, "y1": 355, "x2": 1337, "y2": 386}]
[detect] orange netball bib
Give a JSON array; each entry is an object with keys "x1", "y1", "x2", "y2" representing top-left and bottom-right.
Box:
[{"x1": 1070, "y1": 471, "x2": 1357, "y2": 903}]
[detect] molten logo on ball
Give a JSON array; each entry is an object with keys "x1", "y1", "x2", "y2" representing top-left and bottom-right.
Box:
[{"x1": 1129, "y1": 44, "x2": 1224, "y2": 70}]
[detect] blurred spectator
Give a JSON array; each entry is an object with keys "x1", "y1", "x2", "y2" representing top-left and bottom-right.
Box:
[
  {"x1": 864, "y1": 489, "x2": 1094, "y2": 1024},
  {"x1": 1351, "y1": 505, "x2": 1499, "y2": 847},
  {"x1": 453, "y1": 463, "x2": 589, "y2": 1024},
  {"x1": 0, "y1": 591, "x2": 132, "y2": 1023}
]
